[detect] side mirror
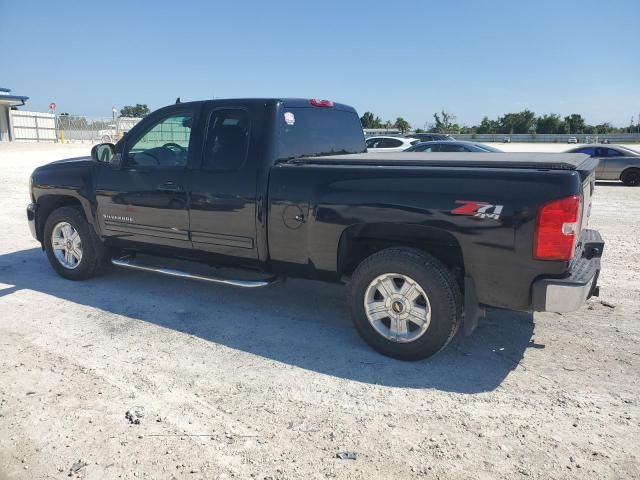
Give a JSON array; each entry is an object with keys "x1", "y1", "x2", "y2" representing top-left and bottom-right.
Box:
[
  {"x1": 91, "y1": 143, "x2": 116, "y2": 163},
  {"x1": 91, "y1": 143, "x2": 123, "y2": 169}
]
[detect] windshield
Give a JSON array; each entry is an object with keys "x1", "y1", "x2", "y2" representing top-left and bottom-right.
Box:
[{"x1": 277, "y1": 107, "x2": 366, "y2": 161}]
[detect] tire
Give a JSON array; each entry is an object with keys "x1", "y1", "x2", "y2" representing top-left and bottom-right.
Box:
[
  {"x1": 621, "y1": 169, "x2": 640, "y2": 187},
  {"x1": 43, "y1": 206, "x2": 105, "y2": 280},
  {"x1": 348, "y1": 247, "x2": 462, "y2": 361}
]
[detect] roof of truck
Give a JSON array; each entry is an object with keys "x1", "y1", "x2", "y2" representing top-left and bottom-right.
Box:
[
  {"x1": 155, "y1": 98, "x2": 357, "y2": 112},
  {"x1": 288, "y1": 152, "x2": 593, "y2": 170}
]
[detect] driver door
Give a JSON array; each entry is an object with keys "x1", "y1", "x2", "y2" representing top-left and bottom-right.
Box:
[{"x1": 95, "y1": 106, "x2": 198, "y2": 249}]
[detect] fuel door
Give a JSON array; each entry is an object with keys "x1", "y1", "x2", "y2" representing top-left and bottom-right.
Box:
[{"x1": 283, "y1": 204, "x2": 305, "y2": 229}]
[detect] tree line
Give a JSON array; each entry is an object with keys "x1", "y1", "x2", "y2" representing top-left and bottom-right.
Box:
[{"x1": 360, "y1": 109, "x2": 640, "y2": 135}]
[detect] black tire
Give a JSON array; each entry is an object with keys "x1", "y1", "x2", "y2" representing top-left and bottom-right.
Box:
[
  {"x1": 43, "y1": 206, "x2": 105, "y2": 280},
  {"x1": 620, "y1": 169, "x2": 640, "y2": 187},
  {"x1": 348, "y1": 247, "x2": 462, "y2": 361}
]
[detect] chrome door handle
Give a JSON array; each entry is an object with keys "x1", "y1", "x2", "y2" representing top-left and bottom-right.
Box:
[{"x1": 158, "y1": 181, "x2": 183, "y2": 192}]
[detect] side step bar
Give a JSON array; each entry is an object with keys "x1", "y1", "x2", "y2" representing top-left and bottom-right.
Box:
[{"x1": 111, "y1": 256, "x2": 278, "y2": 288}]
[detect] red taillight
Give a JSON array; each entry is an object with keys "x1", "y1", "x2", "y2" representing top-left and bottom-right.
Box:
[
  {"x1": 309, "y1": 99, "x2": 334, "y2": 108},
  {"x1": 534, "y1": 195, "x2": 581, "y2": 261}
]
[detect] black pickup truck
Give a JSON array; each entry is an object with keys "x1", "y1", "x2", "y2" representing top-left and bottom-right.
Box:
[{"x1": 27, "y1": 98, "x2": 604, "y2": 360}]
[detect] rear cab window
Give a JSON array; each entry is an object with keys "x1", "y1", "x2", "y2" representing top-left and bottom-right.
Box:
[{"x1": 277, "y1": 102, "x2": 366, "y2": 161}]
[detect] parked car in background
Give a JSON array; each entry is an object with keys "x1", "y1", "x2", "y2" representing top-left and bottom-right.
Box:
[
  {"x1": 567, "y1": 137, "x2": 578, "y2": 144},
  {"x1": 366, "y1": 136, "x2": 420, "y2": 152},
  {"x1": 404, "y1": 141, "x2": 503, "y2": 153},
  {"x1": 601, "y1": 138, "x2": 610, "y2": 144},
  {"x1": 97, "y1": 117, "x2": 141, "y2": 143},
  {"x1": 503, "y1": 137, "x2": 511, "y2": 143},
  {"x1": 405, "y1": 133, "x2": 455, "y2": 142},
  {"x1": 566, "y1": 144, "x2": 640, "y2": 186}
]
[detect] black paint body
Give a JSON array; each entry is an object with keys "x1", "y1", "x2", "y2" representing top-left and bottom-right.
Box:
[{"x1": 30, "y1": 99, "x2": 599, "y2": 312}]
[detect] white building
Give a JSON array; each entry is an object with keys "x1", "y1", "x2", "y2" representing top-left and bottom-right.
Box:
[{"x1": 0, "y1": 87, "x2": 29, "y2": 142}]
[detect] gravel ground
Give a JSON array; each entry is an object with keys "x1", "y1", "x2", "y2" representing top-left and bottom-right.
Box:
[{"x1": 0, "y1": 143, "x2": 638, "y2": 480}]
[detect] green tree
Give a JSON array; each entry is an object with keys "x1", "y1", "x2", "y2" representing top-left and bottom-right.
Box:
[
  {"x1": 595, "y1": 122, "x2": 613, "y2": 134},
  {"x1": 432, "y1": 110, "x2": 457, "y2": 132},
  {"x1": 536, "y1": 114, "x2": 564, "y2": 134},
  {"x1": 498, "y1": 110, "x2": 536, "y2": 134},
  {"x1": 120, "y1": 104, "x2": 150, "y2": 118},
  {"x1": 394, "y1": 117, "x2": 411, "y2": 134},
  {"x1": 476, "y1": 116, "x2": 499, "y2": 134},
  {"x1": 360, "y1": 111, "x2": 383, "y2": 129},
  {"x1": 383, "y1": 120, "x2": 393, "y2": 129},
  {"x1": 564, "y1": 114, "x2": 586, "y2": 134}
]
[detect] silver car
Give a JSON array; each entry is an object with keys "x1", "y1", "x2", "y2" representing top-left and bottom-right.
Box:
[{"x1": 566, "y1": 144, "x2": 640, "y2": 186}]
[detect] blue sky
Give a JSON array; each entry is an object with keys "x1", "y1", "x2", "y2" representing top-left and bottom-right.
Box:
[{"x1": 1, "y1": 0, "x2": 638, "y2": 127}]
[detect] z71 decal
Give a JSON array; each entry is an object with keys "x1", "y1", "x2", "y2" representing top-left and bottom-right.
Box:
[{"x1": 452, "y1": 201, "x2": 504, "y2": 220}]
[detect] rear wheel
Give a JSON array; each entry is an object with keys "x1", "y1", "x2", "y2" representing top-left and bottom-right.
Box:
[
  {"x1": 348, "y1": 247, "x2": 462, "y2": 360},
  {"x1": 621, "y1": 169, "x2": 640, "y2": 186},
  {"x1": 44, "y1": 206, "x2": 104, "y2": 280}
]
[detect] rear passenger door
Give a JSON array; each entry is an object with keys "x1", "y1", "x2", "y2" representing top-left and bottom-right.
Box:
[
  {"x1": 594, "y1": 147, "x2": 619, "y2": 179},
  {"x1": 573, "y1": 147, "x2": 605, "y2": 177},
  {"x1": 601, "y1": 148, "x2": 626, "y2": 179},
  {"x1": 188, "y1": 104, "x2": 262, "y2": 260}
]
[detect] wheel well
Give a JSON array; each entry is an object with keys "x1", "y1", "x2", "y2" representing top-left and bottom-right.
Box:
[
  {"x1": 37, "y1": 196, "x2": 84, "y2": 241},
  {"x1": 338, "y1": 223, "x2": 464, "y2": 283},
  {"x1": 620, "y1": 167, "x2": 640, "y2": 179}
]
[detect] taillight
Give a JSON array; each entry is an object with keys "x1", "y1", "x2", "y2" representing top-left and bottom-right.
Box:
[
  {"x1": 533, "y1": 195, "x2": 581, "y2": 261},
  {"x1": 309, "y1": 99, "x2": 334, "y2": 108}
]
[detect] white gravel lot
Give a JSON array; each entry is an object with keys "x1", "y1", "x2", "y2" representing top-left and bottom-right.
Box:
[{"x1": 0, "y1": 142, "x2": 638, "y2": 479}]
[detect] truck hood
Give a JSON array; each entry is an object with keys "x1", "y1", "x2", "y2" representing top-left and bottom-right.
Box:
[
  {"x1": 31, "y1": 156, "x2": 97, "y2": 191},
  {"x1": 45, "y1": 155, "x2": 95, "y2": 166},
  {"x1": 32, "y1": 156, "x2": 96, "y2": 175}
]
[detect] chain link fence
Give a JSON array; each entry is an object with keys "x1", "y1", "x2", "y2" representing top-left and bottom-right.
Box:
[{"x1": 54, "y1": 115, "x2": 142, "y2": 143}]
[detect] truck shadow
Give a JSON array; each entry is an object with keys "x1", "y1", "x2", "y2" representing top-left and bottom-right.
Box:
[{"x1": 0, "y1": 248, "x2": 535, "y2": 394}]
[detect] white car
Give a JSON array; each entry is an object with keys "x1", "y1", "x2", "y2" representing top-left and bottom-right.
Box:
[
  {"x1": 567, "y1": 136, "x2": 578, "y2": 144},
  {"x1": 366, "y1": 136, "x2": 420, "y2": 152}
]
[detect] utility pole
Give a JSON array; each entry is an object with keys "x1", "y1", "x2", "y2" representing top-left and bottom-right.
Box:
[{"x1": 112, "y1": 106, "x2": 118, "y2": 141}]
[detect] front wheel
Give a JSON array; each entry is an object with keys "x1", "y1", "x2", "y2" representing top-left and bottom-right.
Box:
[
  {"x1": 348, "y1": 248, "x2": 462, "y2": 361},
  {"x1": 621, "y1": 169, "x2": 640, "y2": 186},
  {"x1": 44, "y1": 206, "x2": 104, "y2": 280}
]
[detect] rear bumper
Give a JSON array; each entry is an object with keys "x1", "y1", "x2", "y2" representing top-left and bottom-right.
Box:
[
  {"x1": 27, "y1": 203, "x2": 38, "y2": 241},
  {"x1": 531, "y1": 229, "x2": 604, "y2": 313}
]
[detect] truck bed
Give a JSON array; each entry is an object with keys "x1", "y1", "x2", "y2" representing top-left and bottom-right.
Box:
[{"x1": 289, "y1": 152, "x2": 596, "y2": 171}]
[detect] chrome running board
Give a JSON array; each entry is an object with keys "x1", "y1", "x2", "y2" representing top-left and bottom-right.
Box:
[{"x1": 111, "y1": 255, "x2": 278, "y2": 288}]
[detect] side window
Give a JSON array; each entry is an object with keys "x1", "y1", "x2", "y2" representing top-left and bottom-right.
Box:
[
  {"x1": 126, "y1": 113, "x2": 192, "y2": 168},
  {"x1": 439, "y1": 144, "x2": 465, "y2": 152},
  {"x1": 366, "y1": 138, "x2": 379, "y2": 148},
  {"x1": 575, "y1": 147, "x2": 595, "y2": 156},
  {"x1": 203, "y1": 109, "x2": 250, "y2": 171},
  {"x1": 415, "y1": 145, "x2": 434, "y2": 152},
  {"x1": 606, "y1": 148, "x2": 623, "y2": 157},
  {"x1": 383, "y1": 138, "x2": 403, "y2": 148},
  {"x1": 594, "y1": 147, "x2": 609, "y2": 157}
]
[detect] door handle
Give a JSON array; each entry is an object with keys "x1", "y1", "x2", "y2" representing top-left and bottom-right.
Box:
[{"x1": 157, "y1": 181, "x2": 183, "y2": 192}]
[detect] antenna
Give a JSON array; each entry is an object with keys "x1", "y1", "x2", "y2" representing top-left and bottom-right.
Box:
[{"x1": 176, "y1": 97, "x2": 181, "y2": 104}]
